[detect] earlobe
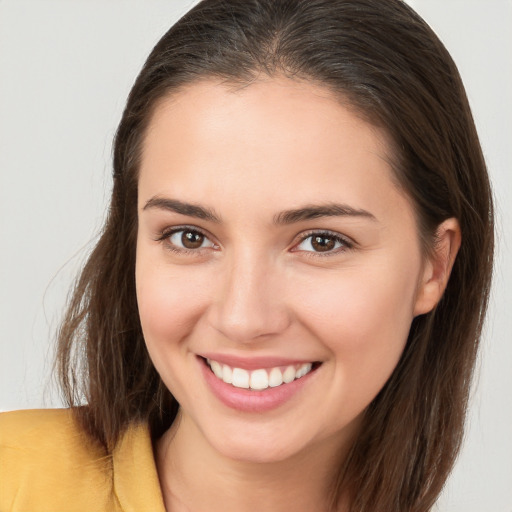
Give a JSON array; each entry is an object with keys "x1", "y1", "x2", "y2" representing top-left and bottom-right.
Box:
[{"x1": 413, "y1": 218, "x2": 461, "y2": 316}]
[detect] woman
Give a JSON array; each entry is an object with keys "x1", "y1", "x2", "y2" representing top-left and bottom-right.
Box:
[{"x1": 0, "y1": 1, "x2": 494, "y2": 511}]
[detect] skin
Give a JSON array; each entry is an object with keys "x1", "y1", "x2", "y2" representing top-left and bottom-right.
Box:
[{"x1": 135, "y1": 78, "x2": 460, "y2": 512}]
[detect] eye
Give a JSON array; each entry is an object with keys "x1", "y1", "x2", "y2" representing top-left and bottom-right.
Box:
[
  {"x1": 294, "y1": 232, "x2": 352, "y2": 254},
  {"x1": 162, "y1": 227, "x2": 216, "y2": 252}
]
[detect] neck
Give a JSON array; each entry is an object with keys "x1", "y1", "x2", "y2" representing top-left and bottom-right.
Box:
[{"x1": 155, "y1": 411, "x2": 353, "y2": 512}]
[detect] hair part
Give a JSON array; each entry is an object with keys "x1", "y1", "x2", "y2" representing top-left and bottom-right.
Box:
[{"x1": 56, "y1": 1, "x2": 493, "y2": 511}]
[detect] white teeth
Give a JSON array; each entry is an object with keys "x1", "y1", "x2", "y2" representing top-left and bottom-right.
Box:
[
  {"x1": 268, "y1": 367, "x2": 283, "y2": 387},
  {"x1": 296, "y1": 362, "x2": 312, "y2": 378},
  {"x1": 283, "y1": 365, "x2": 296, "y2": 383},
  {"x1": 210, "y1": 360, "x2": 223, "y2": 379},
  {"x1": 231, "y1": 368, "x2": 250, "y2": 389},
  {"x1": 207, "y1": 359, "x2": 314, "y2": 390},
  {"x1": 222, "y1": 365, "x2": 233, "y2": 384},
  {"x1": 250, "y1": 369, "x2": 268, "y2": 390}
]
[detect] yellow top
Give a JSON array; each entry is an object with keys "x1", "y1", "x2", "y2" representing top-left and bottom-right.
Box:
[{"x1": 0, "y1": 408, "x2": 166, "y2": 512}]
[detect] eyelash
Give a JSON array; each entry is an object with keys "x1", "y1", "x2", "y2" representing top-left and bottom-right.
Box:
[
  {"x1": 156, "y1": 225, "x2": 217, "y2": 256},
  {"x1": 292, "y1": 230, "x2": 354, "y2": 257},
  {"x1": 156, "y1": 226, "x2": 354, "y2": 257}
]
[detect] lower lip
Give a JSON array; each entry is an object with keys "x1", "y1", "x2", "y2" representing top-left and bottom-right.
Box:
[{"x1": 199, "y1": 358, "x2": 317, "y2": 413}]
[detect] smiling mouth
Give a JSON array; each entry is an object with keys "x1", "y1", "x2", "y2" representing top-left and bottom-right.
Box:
[{"x1": 203, "y1": 358, "x2": 321, "y2": 391}]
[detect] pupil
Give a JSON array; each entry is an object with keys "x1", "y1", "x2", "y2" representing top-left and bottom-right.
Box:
[
  {"x1": 312, "y1": 235, "x2": 335, "y2": 252},
  {"x1": 182, "y1": 231, "x2": 204, "y2": 249}
]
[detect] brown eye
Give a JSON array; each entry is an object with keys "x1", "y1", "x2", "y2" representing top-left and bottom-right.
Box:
[
  {"x1": 167, "y1": 228, "x2": 215, "y2": 251},
  {"x1": 295, "y1": 232, "x2": 350, "y2": 254},
  {"x1": 182, "y1": 230, "x2": 204, "y2": 249},
  {"x1": 311, "y1": 235, "x2": 336, "y2": 252}
]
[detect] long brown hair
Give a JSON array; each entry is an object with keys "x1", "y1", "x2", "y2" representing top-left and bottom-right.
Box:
[{"x1": 56, "y1": 1, "x2": 494, "y2": 510}]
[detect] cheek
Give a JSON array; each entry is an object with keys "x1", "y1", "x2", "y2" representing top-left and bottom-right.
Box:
[
  {"x1": 294, "y1": 263, "x2": 419, "y2": 397},
  {"x1": 299, "y1": 262, "x2": 417, "y2": 335},
  {"x1": 135, "y1": 258, "x2": 209, "y2": 353}
]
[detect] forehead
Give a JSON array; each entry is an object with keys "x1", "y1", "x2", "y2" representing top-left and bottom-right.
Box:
[
  {"x1": 143, "y1": 77, "x2": 390, "y2": 159},
  {"x1": 138, "y1": 78, "x2": 408, "y2": 222}
]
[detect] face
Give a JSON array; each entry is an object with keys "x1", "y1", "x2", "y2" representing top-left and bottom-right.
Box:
[{"x1": 136, "y1": 78, "x2": 430, "y2": 464}]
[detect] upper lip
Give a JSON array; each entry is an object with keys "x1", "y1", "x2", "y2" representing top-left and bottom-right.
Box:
[{"x1": 199, "y1": 353, "x2": 318, "y2": 370}]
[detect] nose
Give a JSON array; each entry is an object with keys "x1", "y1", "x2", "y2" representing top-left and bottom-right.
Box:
[{"x1": 207, "y1": 250, "x2": 291, "y2": 344}]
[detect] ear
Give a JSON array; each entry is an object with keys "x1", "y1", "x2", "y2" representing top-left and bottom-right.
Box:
[{"x1": 414, "y1": 218, "x2": 461, "y2": 316}]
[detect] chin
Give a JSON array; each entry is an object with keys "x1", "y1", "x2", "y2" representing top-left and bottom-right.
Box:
[{"x1": 210, "y1": 432, "x2": 307, "y2": 464}]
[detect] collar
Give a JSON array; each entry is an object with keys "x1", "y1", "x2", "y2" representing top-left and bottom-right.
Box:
[{"x1": 112, "y1": 422, "x2": 167, "y2": 512}]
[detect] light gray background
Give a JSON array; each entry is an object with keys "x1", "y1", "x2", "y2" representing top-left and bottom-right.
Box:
[{"x1": 0, "y1": 1, "x2": 510, "y2": 510}]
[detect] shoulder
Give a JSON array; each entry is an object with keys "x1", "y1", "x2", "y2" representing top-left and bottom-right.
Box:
[
  {"x1": 0, "y1": 408, "x2": 106, "y2": 464},
  {"x1": 0, "y1": 408, "x2": 119, "y2": 511},
  {"x1": 1, "y1": 407, "x2": 85, "y2": 442}
]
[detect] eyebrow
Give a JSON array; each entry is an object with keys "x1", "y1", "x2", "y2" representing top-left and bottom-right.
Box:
[
  {"x1": 143, "y1": 197, "x2": 221, "y2": 223},
  {"x1": 273, "y1": 203, "x2": 377, "y2": 225},
  {"x1": 143, "y1": 196, "x2": 377, "y2": 225}
]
